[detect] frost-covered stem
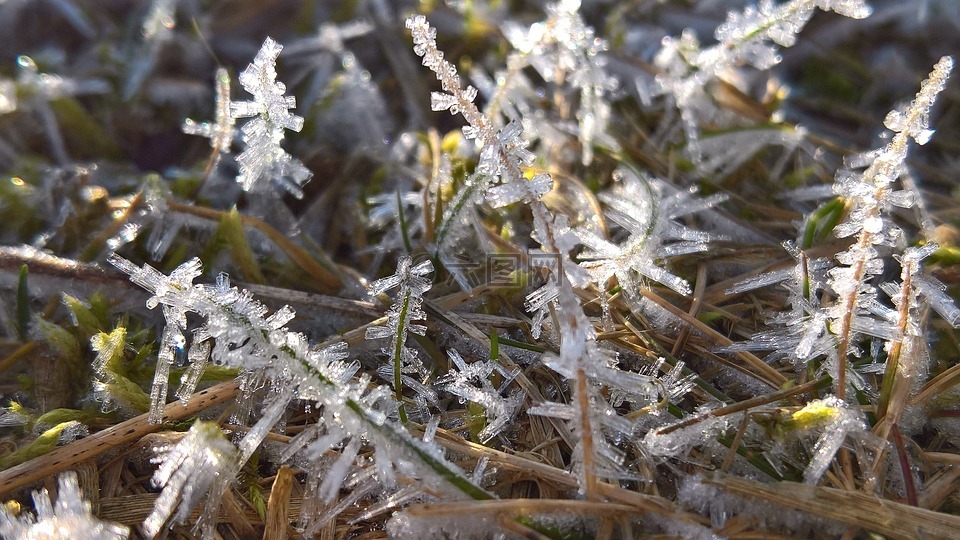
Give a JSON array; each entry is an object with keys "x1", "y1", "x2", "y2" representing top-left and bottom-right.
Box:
[
  {"x1": 434, "y1": 175, "x2": 481, "y2": 251},
  {"x1": 529, "y1": 198, "x2": 599, "y2": 498},
  {"x1": 111, "y1": 256, "x2": 489, "y2": 503},
  {"x1": 573, "y1": 345, "x2": 597, "y2": 497},
  {"x1": 406, "y1": 16, "x2": 494, "y2": 149},
  {"x1": 723, "y1": 0, "x2": 815, "y2": 54},
  {"x1": 875, "y1": 258, "x2": 915, "y2": 423},
  {"x1": 279, "y1": 343, "x2": 490, "y2": 500},
  {"x1": 393, "y1": 291, "x2": 411, "y2": 424},
  {"x1": 706, "y1": 0, "x2": 871, "y2": 72},
  {"x1": 832, "y1": 56, "x2": 953, "y2": 400},
  {"x1": 408, "y1": 13, "x2": 599, "y2": 496},
  {"x1": 833, "y1": 253, "x2": 864, "y2": 401},
  {"x1": 486, "y1": 57, "x2": 524, "y2": 123},
  {"x1": 214, "y1": 305, "x2": 483, "y2": 493}
]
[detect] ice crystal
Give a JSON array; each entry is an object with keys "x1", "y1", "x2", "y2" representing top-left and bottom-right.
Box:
[
  {"x1": 826, "y1": 56, "x2": 953, "y2": 396},
  {"x1": 182, "y1": 68, "x2": 235, "y2": 156},
  {"x1": 365, "y1": 256, "x2": 434, "y2": 417},
  {"x1": 407, "y1": 15, "x2": 548, "y2": 209},
  {"x1": 724, "y1": 241, "x2": 833, "y2": 369},
  {"x1": 13, "y1": 55, "x2": 107, "y2": 164},
  {"x1": 115, "y1": 256, "x2": 201, "y2": 423},
  {"x1": 144, "y1": 421, "x2": 237, "y2": 537},
  {"x1": 501, "y1": 0, "x2": 619, "y2": 164},
  {"x1": 644, "y1": 407, "x2": 740, "y2": 460},
  {"x1": 653, "y1": 0, "x2": 872, "y2": 160},
  {"x1": 407, "y1": 16, "x2": 490, "y2": 142},
  {"x1": 284, "y1": 21, "x2": 391, "y2": 148},
  {"x1": 437, "y1": 349, "x2": 522, "y2": 442},
  {"x1": 787, "y1": 396, "x2": 873, "y2": 483},
  {"x1": 580, "y1": 168, "x2": 725, "y2": 298},
  {"x1": 124, "y1": 0, "x2": 179, "y2": 99},
  {"x1": 112, "y1": 255, "x2": 488, "y2": 535},
  {"x1": 230, "y1": 37, "x2": 312, "y2": 197},
  {"x1": 0, "y1": 472, "x2": 129, "y2": 540}
]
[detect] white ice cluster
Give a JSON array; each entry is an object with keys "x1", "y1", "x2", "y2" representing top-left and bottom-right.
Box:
[
  {"x1": 437, "y1": 349, "x2": 522, "y2": 442},
  {"x1": 182, "y1": 68, "x2": 235, "y2": 156},
  {"x1": 183, "y1": 38, "x2": 312, "y2": 197},
  {"x1": 144, "y1": 421, "x2": 237, "y2": 537},
  {"x1": 111, "y1": 254, "x2": 489, "y2": 538},
  {"x1": 725, "y1": 57, "x2": 955, "y2": 397},
  {"x1": 365, "y1": 255, "x2": 435, "y2": 417},
  {"x1": 653, "y1": 0, "x2": 872, "y2": 160},
  {"x1": 230, "y1": 37, "x2": 312, "y2": 197},
  {"x1": 407, "y1": 15, "x2": 551, "y2": 212},
  {"x1": 500, "y1": 0, "x2": 619, "y2": 164},
  {"x1": 0, "y1": 472, "x2": 129, "y2": 540}
]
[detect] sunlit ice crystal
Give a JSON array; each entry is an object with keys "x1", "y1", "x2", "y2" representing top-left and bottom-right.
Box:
[
  {"x1": 182, "y1": 67, "x2": 235, "y2": 155},
  {"x1": 228, "y1": 37, "x2": 312, "y2": 197},
  {"x1": 144, "y1": 420, "x2": 238, "y2": 537},
  {"x1": 0, "y1": 472, "x2": 129, "y2": 540}
]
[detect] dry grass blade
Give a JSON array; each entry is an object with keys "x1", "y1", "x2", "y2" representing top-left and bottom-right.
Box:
[
  {"x1": 401, "y1": 499, "x2": 638, "y2": 518},
  {"x1": 167, "y1": 200, "x2": 341, "y2": 292},
  {"x1": 638, "y1": 288, "x2": 788, "y2": 387},
  {"x1": 654, "y1": 377, "x2": 825, "y2": 435},
  {"x1": 0, "y1": 380, "x2": 240, "y2": 497},
  {"x1": 909, "y1": 361, "x2": 960, "y2": 406},
  {"x1": 420, "y1": 424, "x2": 709, "y2": 526},
  {"x1": 264, "y1": 465, "x2": 295, "y2": 540},
  {"x1": 707, "y1": 473, "x2": 960, "y2": 540}
]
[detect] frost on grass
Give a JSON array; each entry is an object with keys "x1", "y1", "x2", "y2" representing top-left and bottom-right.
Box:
[
  {"x1": 825, "y1": 56, "x2": 953, "y2": 396},
  {"x1": 365, "y1": 255, "x2": 435, "y2": 419},
  {"x1": 0, "y1": 472, "x2": 129, "y2": 540},
  {"x1": 500, "y1": 0, "x2": 619, "y2": 164},
  {"x1": 230, "y1": 37, "x2": 312, "y2": 198},
  {"x1": 144, "y1": 421, "x2": 237, "y2": 538},
  {"x1": 437, "y1": 349, "x2": 522, "y2": 442},
  {"x1": 577, "y1": 168, "x2": 726, "y2": 327},
  {"x1": 724, "y1": 241, "x2": 834, "y2": 370},
  {"x1": 786, "y1": 397, "x2": 874, "y2": 484},
  {"x1": 182, "y1": 68, "x2": 235, "y2": 158},
  {"x1": 725, "y1": 58, "x2": 955, "y2": 396},
  {"x1": 407, "y1": 14, "x2": 552, "y2": 244},
  {"x1": 112, "y1": 255, "x2": 488, "y2": 537},
  {"x1": 652, "y1": 0, "x2": 872, "y2": 161}
]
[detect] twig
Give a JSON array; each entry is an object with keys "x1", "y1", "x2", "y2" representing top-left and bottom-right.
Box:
[{"x1": 0, "y1": 380, "x2": 241, "y2": 498}]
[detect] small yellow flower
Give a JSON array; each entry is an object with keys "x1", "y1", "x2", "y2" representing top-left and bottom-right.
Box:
[{"x1": 790, "y1": 400, "x2": 839, "y2": 429}]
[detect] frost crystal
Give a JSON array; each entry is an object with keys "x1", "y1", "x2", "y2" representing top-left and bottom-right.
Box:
[
  {"x1": 183, "y1": 68, "x2": 236, "y2": 156},
  {"x1": 112, "y1": 254, "x2": 489, "y2": 532},
  {"x1": 437, "y1": 349, "x2": 522, "y2": 442},
  {"x1": 653, "y1": 0, "x2": 871, "y2": 161},
  {"x1": 788, "y1": 397, "x2": 871, "y2": 483},
  {"x1": 230, "y1": 37, "x2": 312, "y2": 197},
  {"x1": 0, "y1": 472, "x2": 129, "y2": 540},
  {"x1": 826, "y1": 56, "x2": 953, "y2": 397},
  {"x1": 500, "y1": 0, "x2": 619, "y2": 164},
  {"x1": 144, "y1": 421, "x2": 237, "y2": 537},
  {"x1": 407, "y1": 15, "x2": 550, "y2": 210},
  {"x1": 581, "y1": 169, "x2": 725, "y2": 299},
  {"x1": 366, "y1": 256, "x2": 434, "y2": 416}
]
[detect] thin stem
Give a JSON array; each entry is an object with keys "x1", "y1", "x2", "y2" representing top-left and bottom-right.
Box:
[
  {"x1": 655, "y1": 377, "x2": 829, "y2": 436},
  {"x1": 876, "y1": 258, "x2": 915, "y2": 422},
  {"x1": 394, "y1": 289, "x2": 411, "y2": 424}
]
